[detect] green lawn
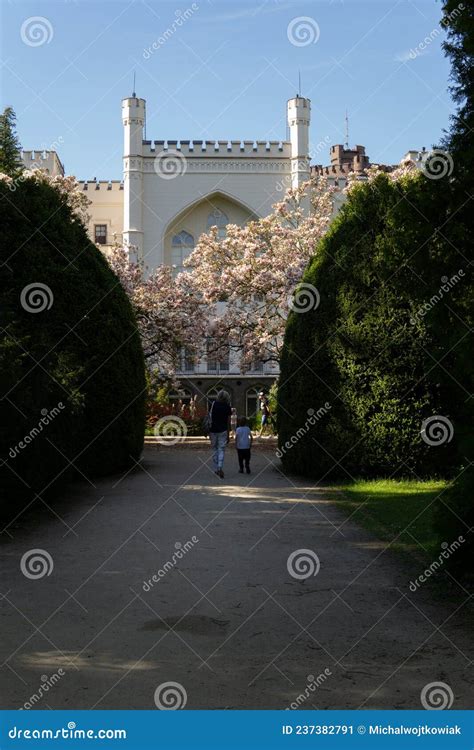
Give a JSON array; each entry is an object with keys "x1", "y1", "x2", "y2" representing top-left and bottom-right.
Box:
[{"x1": 333, "y1": 479, "x2": 448, "y2": 561}]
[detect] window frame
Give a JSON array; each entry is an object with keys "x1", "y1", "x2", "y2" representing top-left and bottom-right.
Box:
[
  {"x1": 206, "y1": 209, "x2": 229, "y2": 239},
  {"x1": 94, "y1": 224, "x2": 108, "y2": 245},
  {"x1": 171, "y1": 230, "x2": 195, "y2": 273}
]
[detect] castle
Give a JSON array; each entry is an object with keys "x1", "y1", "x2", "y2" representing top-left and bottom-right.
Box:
[{"x1": 20, "y1": 94, "x2": 420, "y2": 416}]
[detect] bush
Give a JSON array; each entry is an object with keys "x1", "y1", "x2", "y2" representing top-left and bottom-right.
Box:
[
  {"x1": 146, "y1": 401, "x2": 207, "y2": 436},
  {"x1": 247, "y1": 415, "x2": 259, "y2": 432},
  {"x1": 434, "y1": 466, "x2": 474, "y2": 577},
  {"x1": 278, "y1": 171, "x2": 465, "y2": 480},
  {"x1": 0, "y1": 176, "x2": 146, "y2": 508}
]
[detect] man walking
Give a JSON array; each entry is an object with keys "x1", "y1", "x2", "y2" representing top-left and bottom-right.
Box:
[{"x1": 208, "y1": 390, "x2": 232, "y2": 478}]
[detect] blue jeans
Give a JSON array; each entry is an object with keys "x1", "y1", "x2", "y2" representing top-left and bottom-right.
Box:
[{"x1": 210, "y1": 431, "x2": 227, "y2": 471}]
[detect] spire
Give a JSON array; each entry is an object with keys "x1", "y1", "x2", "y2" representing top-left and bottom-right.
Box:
[
  {"x1": 345, "y1": 109, "x2": 349, "y2": 150},
  {"x1": 132, "y1": 71, "x2": 136, "y2": 98}
]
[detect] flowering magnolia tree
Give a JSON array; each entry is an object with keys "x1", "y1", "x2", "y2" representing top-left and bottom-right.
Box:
[
  {"x1": 344, "y1": 161, "x2": 417, "y2": 189},
  {"x1": 185, "y1": 175, "x2": 335, "y2": 367},
  {"x1": 7, "y1": 169, "x2": 338, "y2": 378},
  {"x1": 107, "y1": 246, "x2": 208, "y2": 378}
]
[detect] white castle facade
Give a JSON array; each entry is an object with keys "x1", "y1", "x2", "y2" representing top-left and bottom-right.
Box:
[
  {"x1": 121, "y1": 94, "x2": 311, "y2": 270},
  {"x1": 122, "y1": 94, "x2": 311, "y2": 414},
  {"x1": 20, "y1": 94, "x2": 422, "y2": 416},
  {"x1": 22, "y1": 94, "x2": 314, "y2": 416}
]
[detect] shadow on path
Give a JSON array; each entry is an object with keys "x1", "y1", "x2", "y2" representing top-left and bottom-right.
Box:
[{"x1": 0, "y1": 447, "x2": 471, "y2": 709}]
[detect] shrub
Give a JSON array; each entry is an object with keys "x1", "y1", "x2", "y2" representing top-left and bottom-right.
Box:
[
  {"x1": 246, "y1": 415, "x2": 259, "y2": 433},
  {"x1": 0, "y1": 175, "x2": 146, "y2": 508},
  {"x1": 145, "y1": 401, "x2": 206, "y2": 436},
  {"x1": 278, "y1": 171, "x2": 464, "y2": 480},
  {"x1": 434, "y1": 466, "x2": 474, "y2": 578},
  {"x1": 431, "y1": 1, "x2": 474, "y2": 574}
]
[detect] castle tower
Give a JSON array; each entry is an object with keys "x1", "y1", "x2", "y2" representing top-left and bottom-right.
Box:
[
  {"x1": 287, "y1": 95, "x2": 311, "y2": 191},
  {"x1": 122, "y1": 96, "x2": 146, "y2": 262}
]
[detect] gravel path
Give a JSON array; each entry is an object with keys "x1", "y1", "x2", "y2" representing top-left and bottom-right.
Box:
[{"x1": 0, "y1": 446, "x2": 471, "y2": 710}]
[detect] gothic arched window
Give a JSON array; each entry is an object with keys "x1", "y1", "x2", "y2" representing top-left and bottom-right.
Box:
[
  {"x1": 206, "y1": 209, "x2": 228, "y2": 239},
  {"x1": 171, "y1": 230, "x2": 194, "y2": 273},
  {"x1": 246, "y1": 386, "x2": 264, "y2": 418}
]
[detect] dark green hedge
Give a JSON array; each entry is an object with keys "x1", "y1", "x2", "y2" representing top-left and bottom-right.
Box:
[
  {"x1": 278, "y1": 172, "x2": 468, "y2": 481},
  {"x1": 0, "y1": 178, "x2": 146, "y2": 508},
  {"x1": 434, "y1": 465, "x2": 474, "y2": 576}
]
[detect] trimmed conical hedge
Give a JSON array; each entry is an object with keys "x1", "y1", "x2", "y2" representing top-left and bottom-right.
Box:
[
  {"x1": 0, "y1": 176, "x2": 146, "y2": 507},
  {"x1": 278, "y1": 172, "x2": 466, "y2": 481}
]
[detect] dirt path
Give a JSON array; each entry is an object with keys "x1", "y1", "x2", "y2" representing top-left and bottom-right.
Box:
[{"x1": 0, "y1": 446, "x2": 471, "y2": 710}]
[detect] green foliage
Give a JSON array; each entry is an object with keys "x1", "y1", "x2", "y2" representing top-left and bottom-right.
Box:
[
  {"x1": 154, "y1": 385, "x2": 171, "y2": 405},
  {"x1": 278, "y1": 172, "x2": 465, "y2": 480},
  {"x1": 0, "y1": 177, "x2": 146, "y2": 509},
  {"x1": 268, "y1": 381, "x2": 278, "y2": 426},
  {"x1": 441, "y1": 0, "x2": 474, "y2": 177},
  {"x1": 246, "y1": 415, "x2": 259, "y2": 432},
  {"x1": 434, "y1": 466, "x2": 474, "y2": 576},
  {"x1": 432, "y1": 1, "x2": 474, "y2": 570},
  {"x1": 0, "y1": 107, "x2": 23, "y2": 177}
]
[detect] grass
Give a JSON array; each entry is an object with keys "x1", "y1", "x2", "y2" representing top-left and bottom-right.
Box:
[{"x1": 333, "y1": 478, "x2": 448, "y2": 561}]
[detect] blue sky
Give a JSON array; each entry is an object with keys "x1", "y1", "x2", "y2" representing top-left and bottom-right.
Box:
[{"x1": 1, "y1": 0, "x2": 454, "y2": 180}]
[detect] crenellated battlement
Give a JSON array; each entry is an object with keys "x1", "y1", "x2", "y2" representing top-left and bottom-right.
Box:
[
  {"x1": 79, "y1": 180, "x2": 124, "y2": 191},
  {"x1": 310, "y1": 141, "x2": 377, "y2": 180},
  {"x1": 20, "y1": 149, "x2": 65, "y2": 176},
  {"x1": 141, "y1": 139, "x2": 291, "y2": 158},
  {"x1": 311, "y1": 164, "x2": 353, "y2": 176},
  {"x1": 21, "y1": 149, "x2": 56, "y2": 161}
]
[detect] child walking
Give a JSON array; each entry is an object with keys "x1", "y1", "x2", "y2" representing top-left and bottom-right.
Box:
[{"x1": 235, "y1": 417, "x2": 252, "y2": 474}]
